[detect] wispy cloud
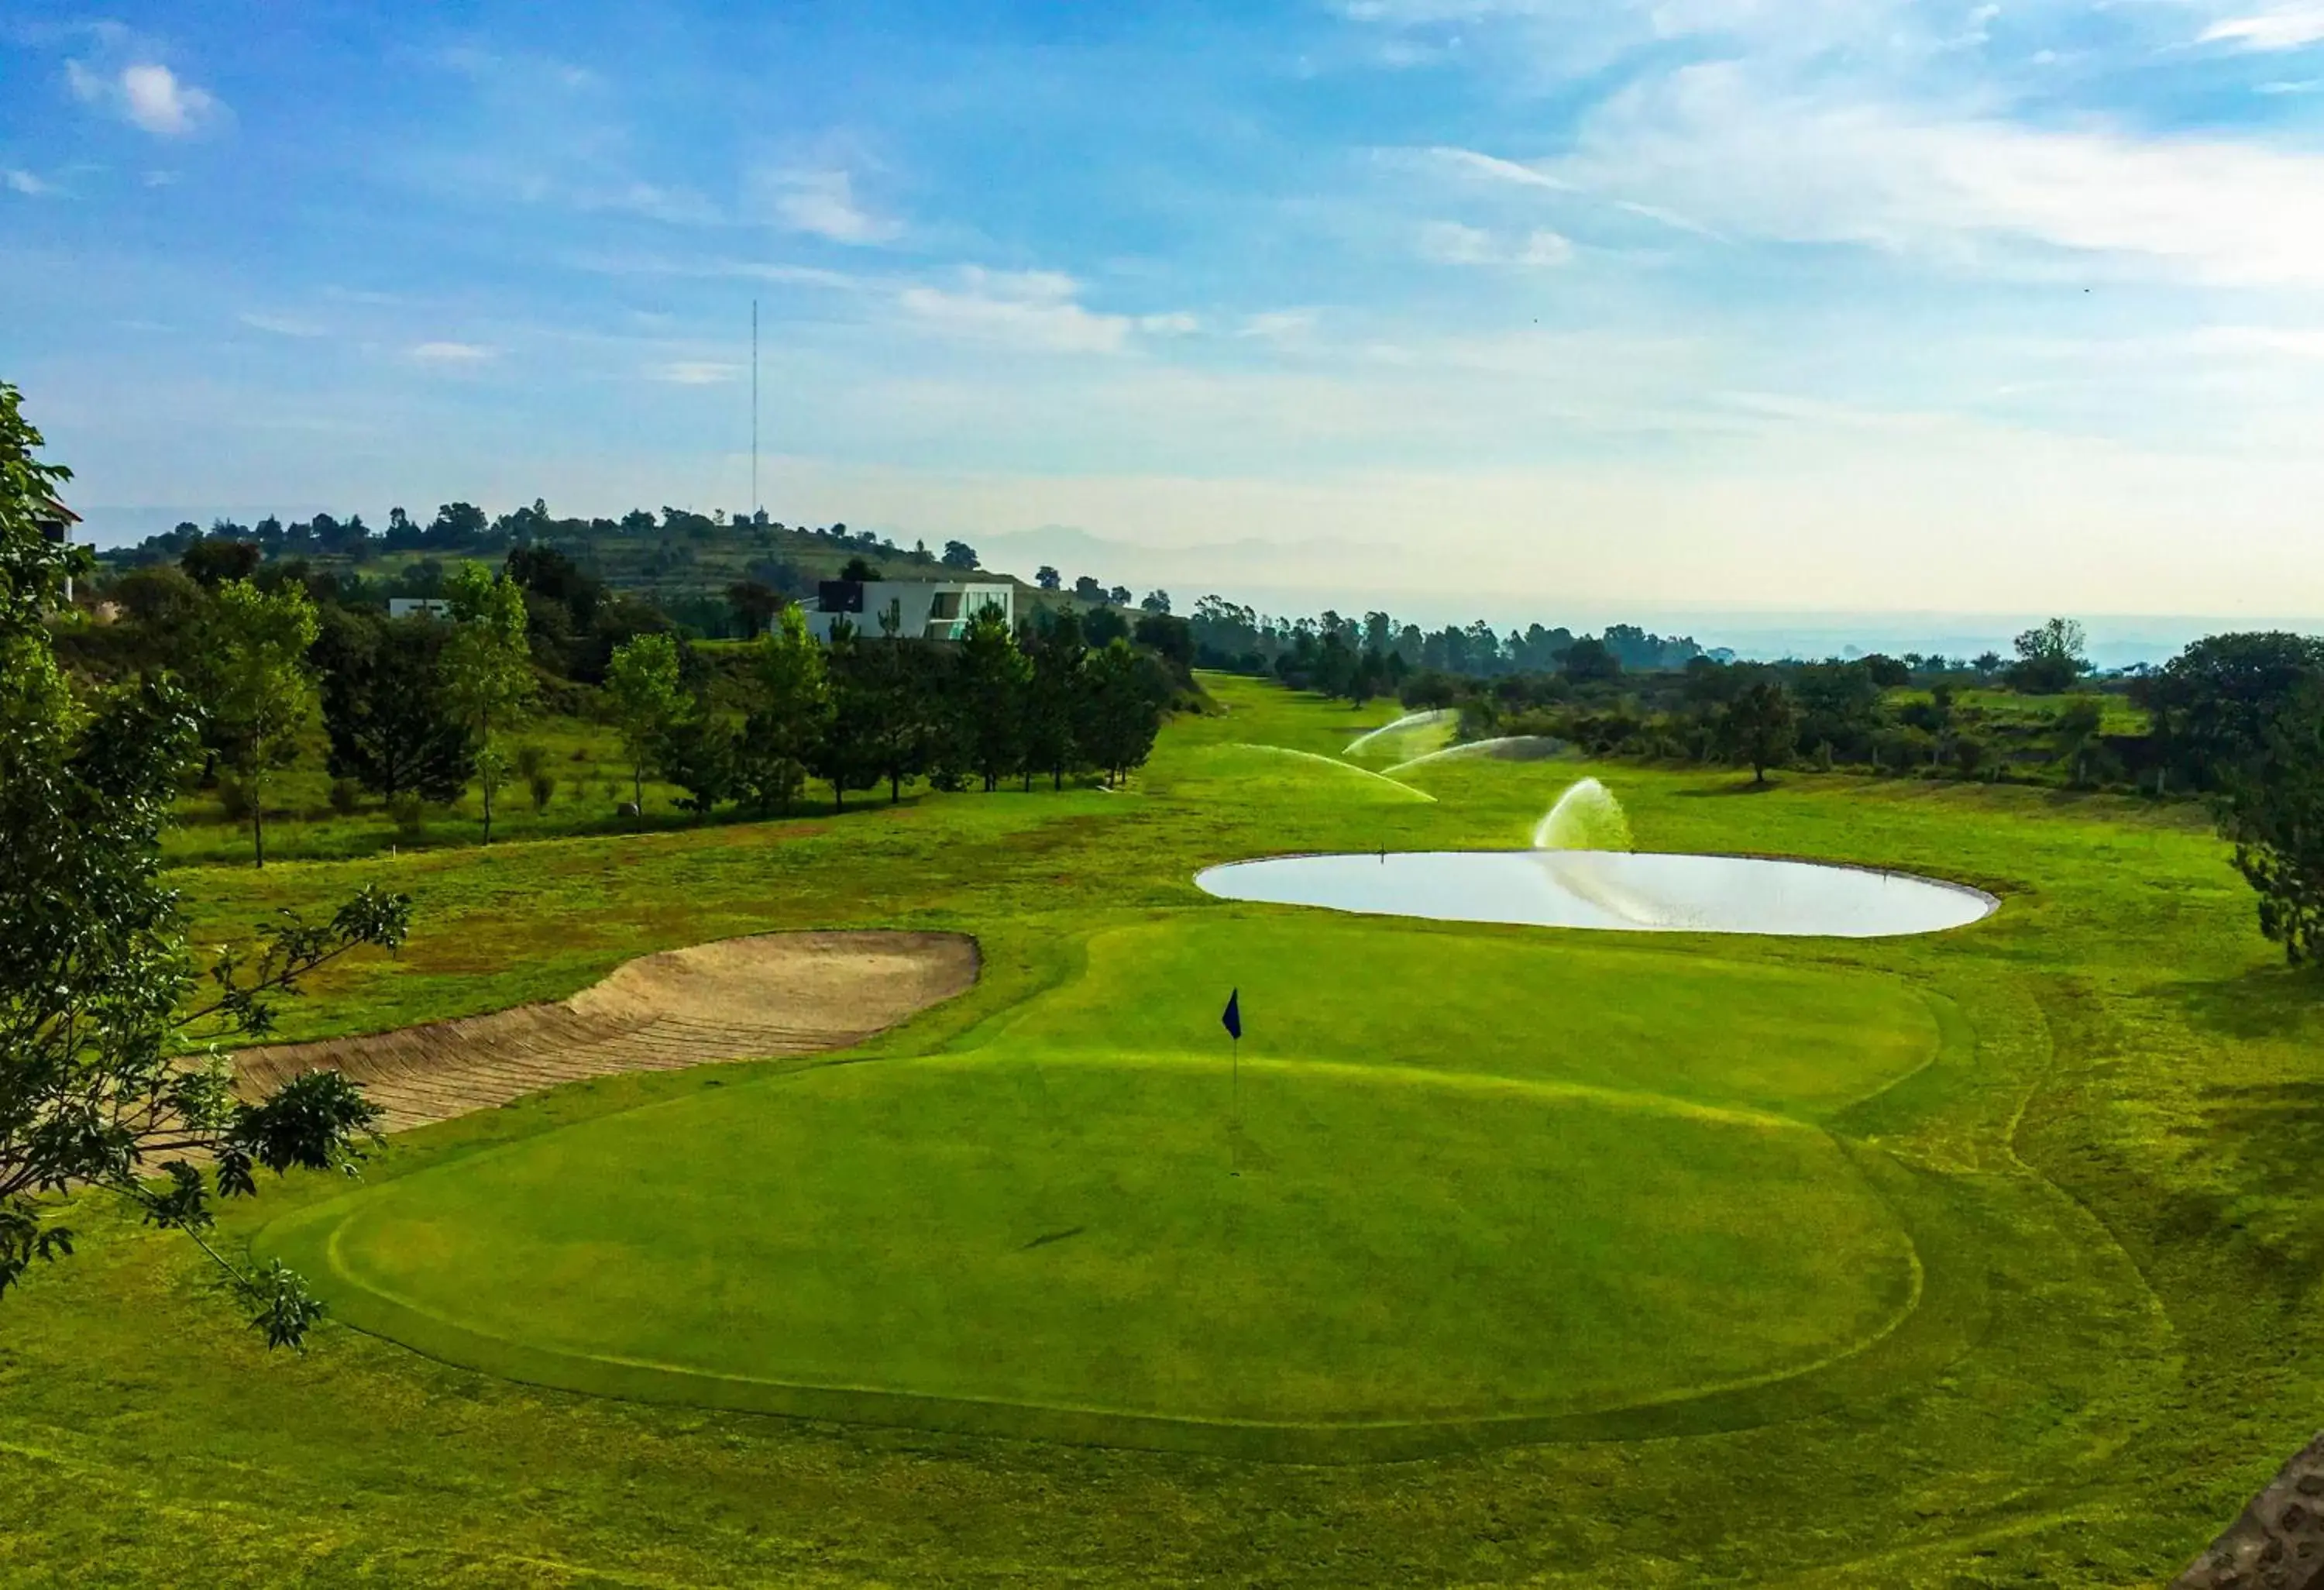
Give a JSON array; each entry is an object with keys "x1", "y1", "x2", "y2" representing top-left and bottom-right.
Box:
[
  {"x1": 899, "y1": 268, "x2": 1130, "y2": 353},
  {"x1": 1238, "y1": 309, "x2": 1319, "y2": 343},
  {"x1": 1423, "y1": 146, "x2": 1573, "y2": 191},
  {"x1": 410, "y1": 341, "x2": 494, "y2": 363},
  {"x1": 239, "y1": 311, "x2": 325, "y2": 338},
  {"x1": 579, "y1": 180, "x2": 721, "y2": 226},
  {"x1": 1554, "y1": 63, "x2": 2324, "y2": 284},
  {"x1": 758, "y1": 168, "x2": 899, "y2": 245},
  {"x1": 439, "y1": 45, "x2": 598, "y2": 89},
  {"x1": 648, "y1": 361, "x2": 741, "y2": 384},
  {"x1": 1417, "y1": 221, "x2": 1574, "y2": 266},
  {"x1": 4, "y1": 169, "x2": 53, "y2": 197},
  {"x1": 67, "y1": 60, "x2": 225, "y2": 137},
  {"x1": 566, "y1": 253, "x2": 866, "y2": 290},
  {"x1": 2202, "y1": 5, "x2": 2324, "y2": 51}
]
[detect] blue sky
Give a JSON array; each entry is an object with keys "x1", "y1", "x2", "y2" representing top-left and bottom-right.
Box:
[{"x1": 7, "y1": 0, "x2": 2324, "y2": 621}]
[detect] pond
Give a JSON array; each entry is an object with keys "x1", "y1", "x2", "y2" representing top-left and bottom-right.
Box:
[{"x1": 1195, "y1": 851, "x2": 1997, "y2": 939}]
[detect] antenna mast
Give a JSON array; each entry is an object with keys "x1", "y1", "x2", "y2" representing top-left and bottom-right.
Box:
[{"x1": 751, "y1": 298, "x2": 759, "y2": 519}]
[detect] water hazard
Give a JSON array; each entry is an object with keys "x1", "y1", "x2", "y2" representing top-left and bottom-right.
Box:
[{"x1": 1195, "y1": 850, "x2": 1997, "y2": 938}]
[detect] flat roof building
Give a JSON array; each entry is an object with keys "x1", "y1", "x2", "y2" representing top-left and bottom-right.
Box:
[
  {"x1": 36, "y1": 496, "x2": 79, "y2": 601},
  {"x1": 806, "y1": 579, "x2": 1013, "y2": 642}
]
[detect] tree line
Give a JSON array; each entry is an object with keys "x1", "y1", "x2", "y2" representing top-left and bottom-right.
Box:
[
  {"x1": 1365, "y1": 614, "x2": 2324, "y2": 967},
  {"x1": 70, "y1": 534, "x2": 1183, "y2": 863},
  {"x1": 1181, "y1": 599, "x2": 1714, "y2": 691},
  {"x1": 601, "y1": 604, "x2": 1175, "y2": 821}
]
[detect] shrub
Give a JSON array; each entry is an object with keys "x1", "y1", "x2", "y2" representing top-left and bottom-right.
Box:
[
  {"x1": 387, "y1": 791, "x2": 428, "y2": 840},
  {"x1": 328, "y1": 777, "x2": 363, "y2": 817},
  {"x1": 216, "y1": 776, "x2": 252, "y2": 822}
]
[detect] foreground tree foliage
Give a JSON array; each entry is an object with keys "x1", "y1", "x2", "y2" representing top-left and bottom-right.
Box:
[
  {"x1": 2219, "y1": 682, "x2": 2324, "y2": 965},
  {"x1": 0, "y1": 381, "x2": 411, "y2": 1346}
]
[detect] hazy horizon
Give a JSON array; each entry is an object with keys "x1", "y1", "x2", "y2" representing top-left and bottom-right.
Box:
[{"x1": 66, "y1": 501, "x2": 2306, "y2": 666}]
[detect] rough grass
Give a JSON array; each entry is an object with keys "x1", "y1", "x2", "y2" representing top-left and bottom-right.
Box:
[{"x1": 2, "y1": 673, "x2": 2319, "y2": 1586}]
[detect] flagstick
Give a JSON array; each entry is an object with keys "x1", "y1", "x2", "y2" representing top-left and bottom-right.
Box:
[{"x1": 1230, "y1": 1032, "x2": 1239, "y2": 1178}]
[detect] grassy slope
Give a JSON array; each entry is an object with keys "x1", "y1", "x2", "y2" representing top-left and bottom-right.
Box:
[{"x1": 2, "y1": 674, "x2": 2319, "y2": 1585}]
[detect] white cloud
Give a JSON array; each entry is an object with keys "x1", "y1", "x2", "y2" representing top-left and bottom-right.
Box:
[
  {"x1": 1418, "y1": 221, "x2": 1576, "y2": 265},
  {"x1": 650, "y1": 361, "x2": 742, "y2": 384},
  {"x1": 581, "y1": 180, "x2": 721, "y2": 226},
  {"x1": 760, "y1": 168, "x2": 899, "y2": 245},
  {"x1": 4, "y1": 169, "x2": 52, "y2": 196},
  {"x1": 898, "y1": 268, "x2": 1133, "y2": 353},
  {"x1": 1425, "y1": 145, "x2": 1574, "y2": 191},
  {"x1": 1139, "y1": 312, "x2": 1203, "y2": 336},
  {"x1": 1239, "y1": 309, "x2": 1319, "y2": 342},
  {"x1": 239, "y1": 312, "x2": 325, "y2": 338},
  {"x1": 1555, "y1": 63, "x2": 2324, "y2": 284},
  {"x1": 2202, "y1": 5, "x2": 2324, "y2": 50},
  {"x1": 69, "y1": 60, "x2": 224, "y2": 137},
  {"x1": 410, "y1": 341, "x2": 494, "y2": 363}
]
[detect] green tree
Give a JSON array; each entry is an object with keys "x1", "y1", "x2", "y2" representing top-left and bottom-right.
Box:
[
  {"x1": 2136, "y1": 632, "x2": 2324, "y2": 793},
  {"x1": 316, "y1": 610, "x2": 476, "y2": 806},
  {"x1": 2008, "y1": 618, "x2": 2089, "y2": 693},
  {"x1": 1078, "y1": 638, "x2": 1168, "y2": 786},
  {"x1": 738, "y1": 605, "x2": 830, "y2": 815},
  {"x1": 199, "y1": 579, "x2": 321, "y2": 867},
  {"x1": 0, "y1": 379, "x2": 412, "y2": 1345},
  {"x1": 443, "y1": 563, "x2": 535, "y2": 844},
  {"x1": 1023, "y1": 611, "x2": 1088, "y2": 790},
  {"x1": 657, "y1": 705, "x2": 736, "y2": 820},
  {"x1": 1716, "y1": 676, "x2": 1799, "y2": 784},
  {"x1": 726, "y1": 580, "x2": 782, "y2": 639},
  {"x1": 957, "y1": 602, "x2": 1032, "y2": 791},
  {"x1": 2219, "y1": 680, "x2": 2324, "y2": 963},
  {"x1": 865, "y1": 615, "x2": 937, "y2": 803},
  {"x1": 1560, "y1": 635, "x2": 1621, "y2": 685},
  {"x1": 604, "y1": 631, "x2": 684, "y2": 808},
  {"x1": 813, "y1": 622, "x2": 885, "y2": 811},
  {"x1": 2053, "y1": 695, "x2": 2106, "y2": 787}
]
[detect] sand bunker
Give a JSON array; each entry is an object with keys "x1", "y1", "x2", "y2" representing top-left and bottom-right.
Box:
[
  {"x1": 235, "y1": 931, "x2": 980, "y2": 1132},
  {"x1": 1197, "y1": 852, "x2": 1996, "y2": 938}
]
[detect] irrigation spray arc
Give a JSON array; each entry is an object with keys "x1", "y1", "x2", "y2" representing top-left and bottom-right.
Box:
[{"x1": 1342, "y1": 710, "x2": 1456, "y2": 759}]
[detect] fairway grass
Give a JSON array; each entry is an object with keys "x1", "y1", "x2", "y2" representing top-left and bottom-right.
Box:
[{"x1": 7, "y1": 673, "x2": 2322, "y2": 1585}]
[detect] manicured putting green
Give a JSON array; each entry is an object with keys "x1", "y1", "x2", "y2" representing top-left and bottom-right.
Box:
[
  {"x1": 270, "y1": 1052, "x2": 1916, "y2": 1436},
  {"x1": 263, "y1": 917, "x2": 1942, "y2": 1451},
  {"x1": 999, "y1": 918, "x2": 1947, "y2": 1120}
]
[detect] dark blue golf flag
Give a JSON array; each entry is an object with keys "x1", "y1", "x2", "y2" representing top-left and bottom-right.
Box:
[{"x1": 1221, "y1": 989, "x2": 1242, "y2": 1041}]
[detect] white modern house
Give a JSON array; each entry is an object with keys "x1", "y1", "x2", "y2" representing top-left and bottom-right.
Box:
[
  {"x1": 36, "y1": 496, "x2": 78, "y2": 601},
  {"x1": 806, "y1": 579, "x2": 1014, "y2": 642},
  {"x1": 387, "y1": 597, "x2": 452, "y2": 620}
]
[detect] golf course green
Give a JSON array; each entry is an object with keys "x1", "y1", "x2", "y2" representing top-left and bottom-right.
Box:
[
  {"x1": 8, "y1": 671, "x2": 2320, "y2": 1585},
  {"x1": 259, "y1": 917, "x2": 1939, "y2": 1454}
]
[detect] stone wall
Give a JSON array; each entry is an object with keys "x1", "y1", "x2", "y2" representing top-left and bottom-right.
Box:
[{"x1": 2176, "y1": 1433, "x2": 2324, "y2": 1590}]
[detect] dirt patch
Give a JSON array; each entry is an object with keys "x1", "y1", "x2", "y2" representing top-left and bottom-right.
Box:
[
  {"x1": 235, "y1": 931, "x2": 980, "y2": 1133},
  {"x1": 2176, "y1": 1432, "x2": 2324, "y2": 1590}
]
